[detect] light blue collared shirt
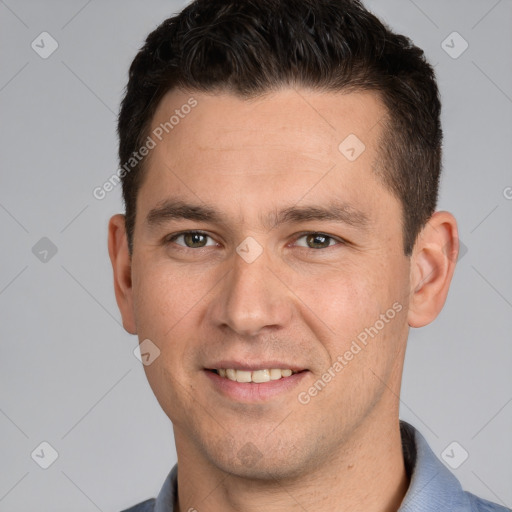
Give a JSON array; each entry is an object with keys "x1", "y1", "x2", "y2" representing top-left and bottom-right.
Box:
[{"x1": 121, "y1": 421, "x2": 510, "y2": 512}]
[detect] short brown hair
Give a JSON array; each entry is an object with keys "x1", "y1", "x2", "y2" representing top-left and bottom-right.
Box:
[{"x1": 118, "y1": 0, "x2": 442, "y2": 255}]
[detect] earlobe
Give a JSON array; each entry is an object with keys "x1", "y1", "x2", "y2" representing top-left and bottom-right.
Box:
[
  {"x1": 108, "y1": 214, "x2": 137, "y2": 334},
  {"x1": 407, "y1": 211, "x2": 459, "y2": 328}
]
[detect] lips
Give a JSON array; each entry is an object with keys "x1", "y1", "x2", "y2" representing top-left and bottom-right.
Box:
[
  {"x1": 205, "y1": 360, "x2": 307, "y2": 383},
  {"x1": 206, "y1": 361, "x2": 306, "y2": 372},
  {"x1": 204, "y1": 367, "x2": 309, "y2": 401},
  {"x1": 208, "y1": 368, "x2": 302, "y2": 383}
]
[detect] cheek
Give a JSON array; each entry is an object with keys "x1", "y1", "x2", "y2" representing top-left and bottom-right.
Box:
[
  {"x1": 289, "y1": 259, "x2": 406, "y2": 356},
  {"x1": 133, "y1": 263, "x2": 203, "y2": 415},
  {"x1": 131, "y1": 258, "x2": 215, "y2": 377},
  {"x1": 132, "y1": 258, "x2": 200, "y2": 339},
  {"x1": 287, "y1": 262, "x2": 381, "y2": 331}
]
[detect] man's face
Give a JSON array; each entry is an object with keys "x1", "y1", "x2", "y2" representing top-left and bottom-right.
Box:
[{"x1": 127, "y1": 88, "x2": 413, "y2": 478}]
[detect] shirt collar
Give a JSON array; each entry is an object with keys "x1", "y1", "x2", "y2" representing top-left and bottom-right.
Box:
[
  {"x1": 398, "y1": 421, "x2": 471, "y2": 511},
  {"x1": 154, "y1": 462, "x2": 177, "y2": 512},
  {"x1": 154, "y1": 421, "x2": 470, "y2": 511}
]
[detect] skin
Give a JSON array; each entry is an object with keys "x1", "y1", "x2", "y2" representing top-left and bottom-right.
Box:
[{"x1": 109, "y1": 87, "x2": 458, "y2": 512}]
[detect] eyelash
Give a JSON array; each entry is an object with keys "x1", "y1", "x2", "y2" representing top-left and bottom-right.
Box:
[{"x1": 164, "y1": 230, "x2": 346, "y2": 251}]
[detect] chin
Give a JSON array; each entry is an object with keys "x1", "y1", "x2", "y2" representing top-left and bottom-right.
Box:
[{"x1": 205, "y1": 438, "x2": 310, "y2": 482}]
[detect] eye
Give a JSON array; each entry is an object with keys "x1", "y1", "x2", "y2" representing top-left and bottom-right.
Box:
[
  {"x1": 293, "y1": 232, "x2": 343, "y2": 249},
  {"x1": 166, "y1": 231, "x2": 217, "y2": 249}
]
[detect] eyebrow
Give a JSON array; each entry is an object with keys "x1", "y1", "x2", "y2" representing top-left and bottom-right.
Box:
[{"x1": 145, "y1": 198, "x2": 370, "y2": 231}]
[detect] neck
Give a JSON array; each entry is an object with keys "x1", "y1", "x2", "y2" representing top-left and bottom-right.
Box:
[{"x1": 174, "y1": 417, "x2": 409, "y2": 512}]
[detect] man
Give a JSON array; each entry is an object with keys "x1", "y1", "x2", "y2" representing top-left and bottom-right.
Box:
[{"x1": 108, "y1": 1, "x2": 509, "y2": 511}]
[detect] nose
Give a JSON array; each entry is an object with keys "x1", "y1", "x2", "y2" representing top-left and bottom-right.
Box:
[{"x1": 208, "y1": 246, "x2": 293, "y2": 337}]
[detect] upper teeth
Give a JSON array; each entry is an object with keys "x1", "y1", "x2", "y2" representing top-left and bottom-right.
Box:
[{"x1": 217, "y1": 369, "x2": 297, "y2": 383}]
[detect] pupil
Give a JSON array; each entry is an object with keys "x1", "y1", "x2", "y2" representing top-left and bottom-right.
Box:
[
  {"x1": 308, "y1": 234, "x2": 329, "y2": 249},
  {"x1": 185, "y1": 233, "x2": 206, "y2": 247}
]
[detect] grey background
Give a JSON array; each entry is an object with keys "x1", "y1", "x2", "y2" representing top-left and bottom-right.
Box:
[{"x1": 0, "y1": 0, "x2": 511, "y2": 510}]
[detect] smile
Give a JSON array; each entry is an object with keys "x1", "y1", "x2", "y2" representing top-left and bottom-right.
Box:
[
  {"x1": 205, "y1": 368, "x2": 309, "y2": 402},
  {"x1": 211, "y1": 368, "x2": 299, "y2": 383}
]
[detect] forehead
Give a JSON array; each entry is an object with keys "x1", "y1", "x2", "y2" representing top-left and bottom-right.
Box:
[
  {"x1": 149, "y1": 87, "x2": 387, "y2": 162},
  {"x1": 138, "y1": 87, "x2": 396, "y2": 228}
]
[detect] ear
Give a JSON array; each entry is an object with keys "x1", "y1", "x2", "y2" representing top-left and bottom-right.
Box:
[
  {"x1": 408, "y1": 211, "x2": 459, "y2": 328},
  {"x1": 108, "y1": 214, "x2": 137, "y2": 334}
]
